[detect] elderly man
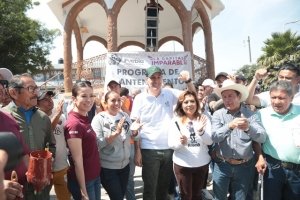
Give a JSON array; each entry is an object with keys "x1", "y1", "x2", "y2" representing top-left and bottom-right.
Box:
[
  {"x1": 131, "y1": 66, "x2": 195, "y2": 200},
  {"x1": 211, "y1": 79, "x2": 266, "y2": 200},
  {"x1": 257, "y1": 80, "x2": 300, "y2": 200},
  {"x1": 247, "y1": 62, "x2": 300, "y2": 107},
  {"x1": 4, "y1": 73, "x2": 56, "y2": 200}
]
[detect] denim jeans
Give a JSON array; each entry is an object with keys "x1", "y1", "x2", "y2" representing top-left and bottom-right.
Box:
[
  {"x1": 264, "y1": 155, "x2": 300, "y2": 200},
  {"x1": 213, "y1": 157, "x2": 255, "y2": 200},
  {"x1": 126, "y1": 144, "x2": 136, "y2": 200},
  {"x1": 101, "y1": 164, "x2": 130, "y2": 200},
  {"x1": 141, "y1": 149, "x2": 173, "y2": 200},
  {"x1": 68, "y1": 176, "x2": 101, "y2": 200}
]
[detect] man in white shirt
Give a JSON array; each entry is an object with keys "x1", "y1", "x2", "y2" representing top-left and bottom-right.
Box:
[
  {"x1": 131, "y1": 66, "x2": 195, "y2": 200},
  {"x1": 246, "y1": 63, "x2": 300, "y2": 107}
]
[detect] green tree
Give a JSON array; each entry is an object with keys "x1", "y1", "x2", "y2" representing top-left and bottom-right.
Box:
[
  {"x1": 235, "y1": 64, "x2": 260, "y2": 83},
  {"x1": 0, "y1": 0, "x2": 60, "y2": 74},
  {"x1": 258, "y1": 30, "x2": 300, "y2": 70},
  {"x1": 239, "y1": 30, "x2": 300, "y2": 91}
]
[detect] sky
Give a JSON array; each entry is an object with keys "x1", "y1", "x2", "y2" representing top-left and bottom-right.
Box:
[{"x1": 28, "y1": 0, "x2": 300, "y2": 74}]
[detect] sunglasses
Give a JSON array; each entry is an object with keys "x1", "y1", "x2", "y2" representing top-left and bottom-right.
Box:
[{"x1": 0, "y1": 80, "x2": 8, "y2": 88}]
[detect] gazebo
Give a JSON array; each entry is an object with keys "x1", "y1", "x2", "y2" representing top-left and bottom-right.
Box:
[{"x1": 48, "y1": 0, "x2": 224, "y2": 92}]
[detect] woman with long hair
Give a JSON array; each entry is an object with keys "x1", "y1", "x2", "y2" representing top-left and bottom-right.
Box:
[
  {"x1": 168, "y1": 90, "x2": 213, "y2": 200},
  {"x1": 64, "y1": 81, "x2": 101, "y2": 200}
]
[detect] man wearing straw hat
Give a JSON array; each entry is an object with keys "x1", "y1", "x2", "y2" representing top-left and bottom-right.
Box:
[{"x1": 211, "y1": 79, "x2": 266, "y2": 200}]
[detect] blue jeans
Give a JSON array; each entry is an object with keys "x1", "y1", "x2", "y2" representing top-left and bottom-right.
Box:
[
  {"x1": 67, "y1": 176, "x2": 101, "y2": 200},
  {"x1": 264, "y1": 155, "x2": 300, "y2": 200},
  {"x1": 141, "y1": 149, "x2": 173, "y2": 200},
  {"x1": 213, "y1": 157, "x2": 255, "y2": 200},
  {"x1": 126, "y1": 144, "x2": 136, "y2": 200},
  {"x1": 101, "y1": 164, "x2": 130, "y2": 200}
]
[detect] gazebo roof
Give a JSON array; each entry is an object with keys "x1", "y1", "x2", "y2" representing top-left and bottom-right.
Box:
[{"x1": 47, "y1": 0, "x2": 224, "y2": 48}]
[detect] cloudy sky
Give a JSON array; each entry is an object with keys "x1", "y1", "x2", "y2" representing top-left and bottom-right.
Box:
[{"x1": 28, "y1": 0, "x2": 300, "y2": 74}]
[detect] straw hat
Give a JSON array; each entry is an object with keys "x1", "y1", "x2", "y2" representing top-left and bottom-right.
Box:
[{"x1": 214, "y1": 79, "x2": 249, "y2": 102}]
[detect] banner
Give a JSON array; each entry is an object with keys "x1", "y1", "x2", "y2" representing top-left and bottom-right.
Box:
[{"x1": 105, "y1": 52, "x2": 192, "y2": 91}]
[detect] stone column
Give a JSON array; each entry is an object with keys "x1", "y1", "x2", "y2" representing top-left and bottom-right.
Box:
[
  {"x1": 63, "y1": 30, "x2": 73, "y2": 93},
  {"x1": 182, "y1": 11, "x2": 194, "y2": 78},
  {"x1": 107, "y1": 10, "x2": 118, "y2": 52}
]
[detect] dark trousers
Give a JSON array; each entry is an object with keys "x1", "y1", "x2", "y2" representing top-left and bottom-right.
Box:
[
  {"x1": 174, "y1": 163, "x2": 209, "y2": 200},
  {"x1": 24, "y1": 182, "x2": 52, "y2": 200},
  {"x1": 101, "y1": 164, "x2": 130, "y2": 200},
  {"x1": 141, "y1": 149, "x2": 173, "y2": 200},
  {"x1": 264, "y1": 155, "x2": 300, "y2": 200}
]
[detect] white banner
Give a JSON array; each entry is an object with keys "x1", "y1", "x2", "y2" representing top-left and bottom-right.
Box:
[{"x1": 105, "y1": 52, "x2": 192, "y2": 91}]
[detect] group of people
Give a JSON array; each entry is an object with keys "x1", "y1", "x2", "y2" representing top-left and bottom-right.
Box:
[
  {"x1": 194, "y1": 63, "x2": 300, "y2": 200},
  {"x1": 0, "y1": 63, "x2": 299, "y2": 200}
]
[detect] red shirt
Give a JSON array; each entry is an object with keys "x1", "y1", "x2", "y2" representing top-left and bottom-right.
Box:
[
  {"x1": 64, "y1": 111, "x2": 101, "y2": 182},
  {"x1": 1, "y1": 111, "x2": 29, "y2": 185}
]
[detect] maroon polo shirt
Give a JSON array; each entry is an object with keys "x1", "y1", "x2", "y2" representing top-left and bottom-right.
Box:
[
  {"x1": 64, "y1": 111, "x2": 101, "y2": 182},
  {"x1": 1, "y1": 111, "x2": 29, "y2": 185}
]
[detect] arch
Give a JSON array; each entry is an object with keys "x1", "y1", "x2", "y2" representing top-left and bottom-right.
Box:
[
  {"x1": 192, "y1": 22, "x2": 203, "y2": 38},
  {"x1": 193, "y1": 0, "x2": 215, "y2": 79},
  {"x1": 63, "y1": 0, "x2": 107, "y2": 92},
  {"x1": 84, "y1": 35, "x2": 107, "y2": 48},
  {"x1": 118, "y1": 41, "x2": 144, "y2": 51},
  {"x1": 158, "y1": 36, "x2": 183, "y2": 48}
]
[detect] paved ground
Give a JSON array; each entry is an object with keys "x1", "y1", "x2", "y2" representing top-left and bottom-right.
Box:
[
  {"x1": 50, "y1": 166, "x2": 213, "y2": 200},
  {"x1": 50, "y1": 167, "x2": 144, "y2": 200}
]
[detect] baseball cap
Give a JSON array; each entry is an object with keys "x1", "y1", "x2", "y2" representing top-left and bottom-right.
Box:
[
  {"x1": 202, "y1": 79, "x2": 216, "y2": 88},
  {"x1": 146, "y1": 66, "x2": 162, "y2": 77},
  {"x1": 0, "y1": 68, "x2": 13, "y2": 81},
  {"x1": 38, "y1": 91, "x2": 55, "y2": 101},
  {"x1": 215, "y1": 72, "x2": 228, "y2": 80}
]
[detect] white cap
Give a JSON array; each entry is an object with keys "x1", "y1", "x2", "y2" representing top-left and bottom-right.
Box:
[
  {"x1": 202, "y1": 79, "x2": 216, "y2": 88},
  {"x1": 0, "y1": 68, "x2": 13, "y2": 81}
]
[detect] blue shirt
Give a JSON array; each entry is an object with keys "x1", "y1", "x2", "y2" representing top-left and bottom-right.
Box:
[
  {"x1": 258, "y1": 104, "x2": 300, "y2": 164},
  {"x1": 212, "y1": 104, "x2": 266, "y2": 160}
]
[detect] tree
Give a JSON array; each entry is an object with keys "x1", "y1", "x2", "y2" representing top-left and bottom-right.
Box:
[
  {"x1": 235, "y1": 30, "x2": 300, "y2": 91},
  {"x1": 258, "y1": 30, "x2": 300, "y2": 68},
  {"x1": 0, "y1": 0, "x2": 60, "y2": 74},
  {"x1": 235, "y1": 63, "x2": 260, "y2": 83}
]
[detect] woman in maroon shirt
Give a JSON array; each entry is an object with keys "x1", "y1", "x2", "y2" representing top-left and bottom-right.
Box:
[{"x1": 64, "y1": 81, "x2": 101, "y2": 200}]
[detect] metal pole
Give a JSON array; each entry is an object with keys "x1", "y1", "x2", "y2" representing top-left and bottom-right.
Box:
[{"x1": 247, "y1": 36, "x2": 252, "y2": 63}]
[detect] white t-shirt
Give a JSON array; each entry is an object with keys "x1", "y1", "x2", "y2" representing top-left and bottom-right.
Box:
[
  {"x1": 130, "y1": 88, "x2": 181, "y2": 149},
  {"x1": 258, "y1": 87, "x2": 300, "y2": 107},
  {"x1": 52, "y1": 115, "x2": 69, "y2": 171},
  {"x1": 168, "y1": 116, "x2": 213, "y2": 167}
]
